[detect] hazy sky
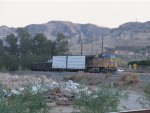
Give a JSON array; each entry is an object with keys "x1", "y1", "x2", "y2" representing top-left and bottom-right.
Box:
[{"x1": 0, "y1": 0, "x2": 150, "y2": 28}]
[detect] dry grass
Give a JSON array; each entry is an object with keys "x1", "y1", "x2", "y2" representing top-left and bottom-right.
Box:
[
  {"x1": 63, "y1": 75, "x2": 82, "y2": 82},
  {"x1": 105, "y1": 73, "x2": 112, "y2": 79},
  {"x1": 121, "y1": 73, "x2": 140, "y2": 84},
  {"x1": 115, "y1": 73, "x2": 141, "y2": 86},
  {"x1": 63, "y1": 73, "x2": 109, "y2": 85}
]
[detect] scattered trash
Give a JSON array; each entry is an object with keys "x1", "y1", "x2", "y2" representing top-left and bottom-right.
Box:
[
  {"x1": 49, "y1": 81, "x2": 59, "y2": 90},
  {"x1": 0, "y1": 72, "x2": 92, "y2": 106},
  {"x1": 11, "y1": 90, "x2": 20, "y2": 95}
]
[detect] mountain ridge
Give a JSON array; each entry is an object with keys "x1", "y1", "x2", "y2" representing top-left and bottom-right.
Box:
[{"x1": 0, "y1": 20, "x2": 150, "y2": 48}]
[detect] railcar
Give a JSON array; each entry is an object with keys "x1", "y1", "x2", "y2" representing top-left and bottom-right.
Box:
[{"x1": 30, "y1": 62, "x2": 52, "y2": 71}]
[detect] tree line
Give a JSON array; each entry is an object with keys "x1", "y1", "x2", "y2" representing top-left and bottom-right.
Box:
[{"x1": 0, "y1": 28, "x2": 69, "y2": 71}]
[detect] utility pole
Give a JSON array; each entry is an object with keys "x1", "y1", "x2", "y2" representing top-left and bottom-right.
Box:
[
  {"x1": 101, "y1": 35, "x2": 104, "y2": 54},
  {"x1": 81, "y1": 42, "x2": 83, "y2": 56},
  {"x1": 79, "y1": 35, "x2": 83, "y2": 56},
  {"x1": 67, "y1": 38, "x2": 69, "y2": 55},
  {"x1": 92, "y1": 43, "x2": 93, "y2": 55}
]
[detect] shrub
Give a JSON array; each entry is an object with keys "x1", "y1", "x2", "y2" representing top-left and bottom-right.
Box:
[
  {"x1": 120, "y1": 73, "x2": 140, "y2": 85},
  {"x1": 3, "y1": 54, "x2": 19, "y2": 71},
  {"x1": 144, "y1": 83, "x2": 150, "y2": 106},
  {"x1": 74, "y1": 85, "x2": 127, "y2": 113},
  {"x1": 138, "y1": 83, "x2": 150, "y2": 108},
  {"x1": 0, "y1": 85, "x2": 50, "y2": 113},
  {"x1": 144, "y1": 83, "x2": 150, "y2": 94}
]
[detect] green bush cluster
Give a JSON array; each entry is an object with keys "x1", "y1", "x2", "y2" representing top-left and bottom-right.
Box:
[
  {"x1": 74, "y1": 85, "x2": 127, "y2": 113},
  {"x1": 0, "y1": 84, "x2": 50, "y2": 113},
  {"x1": 144, "y1": 83, "x2": 150, "y2": 107}
]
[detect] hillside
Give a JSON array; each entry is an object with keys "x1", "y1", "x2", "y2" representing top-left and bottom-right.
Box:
[
  {"x1": 24, "y1": 21, "x2": 110, "y2": 44},
  {"x1": 0, "y1": 20, "x2": 150, "y2": 54}
]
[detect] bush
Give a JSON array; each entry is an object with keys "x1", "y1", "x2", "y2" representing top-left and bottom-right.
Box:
[
  {"x1": 0, "y1": 56, "x2": 5, "y2": 70},
  {"x1": 120, "y1": 73, "x2": 140, "y2": 85},
  {"x1": 144, "y1": 83, "x2": 150, "y2": 94},
  {"x1": 3, "y1": 54, "x2": 19, "y2": 71},
  {"x1": 74, "y1": 85, "x2": 127, "y2": 113},
  {"x1": 144, "y1": 83, "x2": 150, "y2": 106},
  {"x1": 0, "y1": 84, "x2": 50, "y2": 113},
  {"x1": 138, "y1": 83, "x2": 150, "y2": 108}
]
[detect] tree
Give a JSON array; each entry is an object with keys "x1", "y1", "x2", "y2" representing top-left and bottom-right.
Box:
[
  {"x1": 31, "y1": 33, "x2": 53, "y2": 56},
  {"x1": 51, "y1": 42, "x2": 57, "y2": 56},
  {"x1": 5, "y1": 34, "x2": 18, "y2": 56},
  {"x1": 0, "y1": 40, "x2": 5, "y2": 69},
  {"x1": 17, "y1": 28, "x2": 32, "y2": 55},
  {"x1": 0, "y1": 39, "x2": 3, "y2": 48},
  {"x1": 55, "y1": 33, "x2": 69, "y2": 55},
  {"x1": 32, "y1": 33, "x2": 47, "y2": 55},
  {"x1": 0, "y1": 39, "x2": 4, "y2": 55},
  {"x1": 44, "y1": 40, "x2": 52, "y2": 56}
]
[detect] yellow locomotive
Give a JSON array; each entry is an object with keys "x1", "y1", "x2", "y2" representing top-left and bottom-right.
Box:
[{"x1": 86, "y1": 54, "x2": 118, "y2": 73}]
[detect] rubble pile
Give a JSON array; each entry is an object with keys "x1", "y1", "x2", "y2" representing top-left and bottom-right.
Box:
[
  {"x1": 0, "y1": 73, "x2": 91, "y2": 105},
  {"x1": 47, "y1": 80, "x2": 92, "y2": 105}
]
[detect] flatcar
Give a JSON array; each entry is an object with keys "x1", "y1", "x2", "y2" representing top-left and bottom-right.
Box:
[{"x1": 30, "y1": 62, "x2": 52, "y2": 71}]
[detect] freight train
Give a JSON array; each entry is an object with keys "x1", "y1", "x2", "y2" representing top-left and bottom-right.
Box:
[{"x1": 30, "y1": 54, "x2": 118, "y2": 73}]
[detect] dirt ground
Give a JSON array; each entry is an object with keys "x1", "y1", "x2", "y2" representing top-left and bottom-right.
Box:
[
  {"x1": 50, "y1": 106, "x2": 75, "y2": 113},
  {"x1": 0, "y1": 71, "x2": 150, "y2": 113}
]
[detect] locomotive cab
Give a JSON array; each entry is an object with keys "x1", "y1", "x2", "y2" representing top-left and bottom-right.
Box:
[{"x1": 86, "y1": 54, "x2": 118, "y2": 73}]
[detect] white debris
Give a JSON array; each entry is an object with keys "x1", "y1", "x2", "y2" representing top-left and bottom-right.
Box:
[
  {"x1": 31, "y1": 84, "x2": 43, "y2": 94},
  {"x1": 19, "y1": 87, "x2": 24, "y2": 91},
  {"x1": 0, "y1": 72, "x2": 92, "y2": 99},
  {"x1": 86, "y1": 91, "x2": 92, "y2": 95},
  {"x1": 93, "y1": 95, "x2": 98, "y2": 98},
  {"x1": 11, "y1": 90, "x2": 20, "y2": 95},
  {"x1": 49, "y1": 81, "x2": 59, "y2": 90}
]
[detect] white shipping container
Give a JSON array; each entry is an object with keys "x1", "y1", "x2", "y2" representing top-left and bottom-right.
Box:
[
  {"x1": 67, "y1": 56, "x2": 86, "y2": 69},
  {"x1": 52, "y1": 56, "x2": 67, "y2": 69}
]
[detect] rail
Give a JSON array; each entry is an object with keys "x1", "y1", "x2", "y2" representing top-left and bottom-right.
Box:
[{"x1": 110, "y1": 109, "x2": 150, "y2": 113}]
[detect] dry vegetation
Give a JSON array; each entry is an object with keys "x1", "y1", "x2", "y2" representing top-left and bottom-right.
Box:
[
  {"x1": 114, "y1": 73, "x2": 141, "y2": 87},
  {"x1": 63, "y1": 73, "x2": 110, "y2": 85},
  {"x1": 64, "y1": 73, "x2": 142, "y2": 87},
  {"x1": 121, "y1": 73, "x2": 140, "y2": 84}
]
